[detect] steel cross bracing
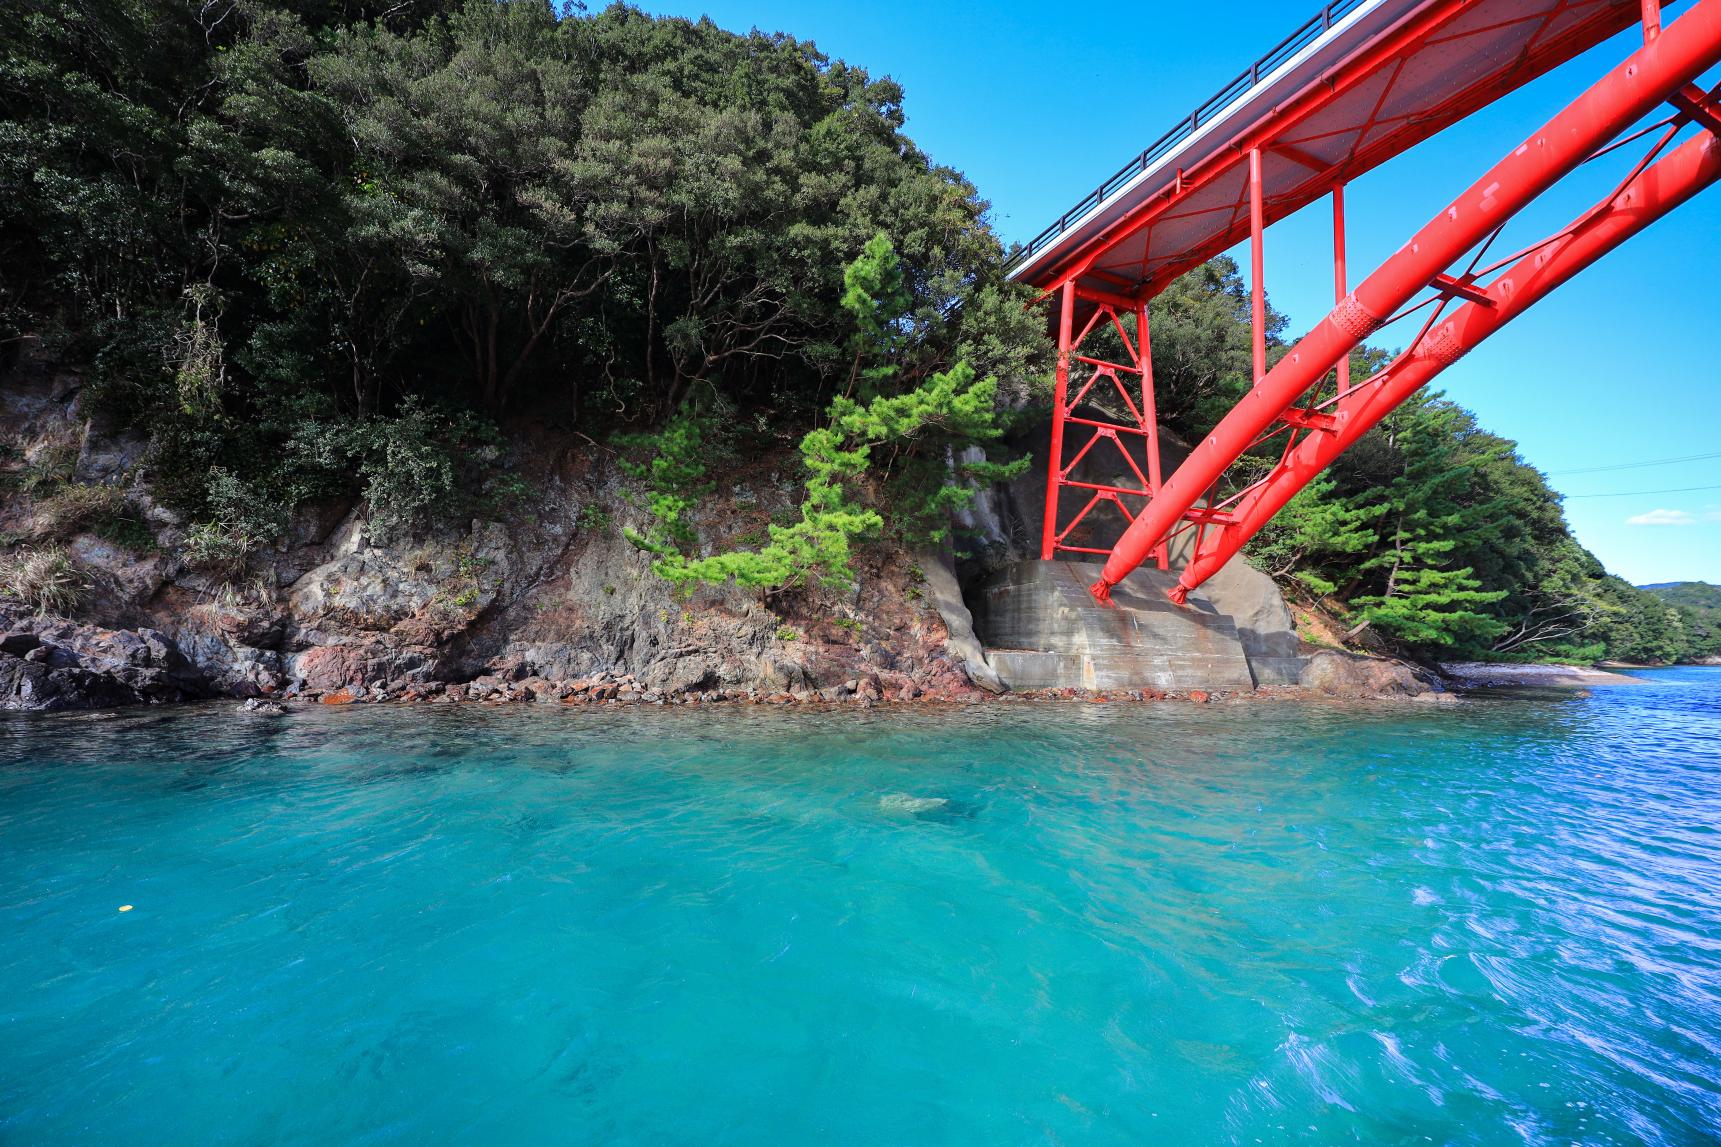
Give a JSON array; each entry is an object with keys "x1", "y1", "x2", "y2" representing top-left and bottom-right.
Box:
[{"x1": 1019, "y1": 0, "x2": 1721, "y2": 606}]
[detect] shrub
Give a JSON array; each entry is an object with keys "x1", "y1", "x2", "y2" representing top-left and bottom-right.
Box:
[
  {"x1": 578, "y1": 504, "x2": 613, "y2": 534},
  {"x1": 203, "y1": 468, "x2": 289, "y2": 544},
  {"x1": 618, "y1": 404, "x2": 721, "y2": 550},
  {"x1": 0, "y1": 546, "x2": 89, "y2": 616},
  {"x1": 14, "y1": 442, "x2": 78, "y2": 496},
  {"x1": 289, "y1": 398, "x2": 517, "y2": 543},
  {"x1": 92, "y1": 504, "x2": 158, "y2": 553},
  {"x1": 181, "y1": 520, "x2": 263, "y2": 576},
  {"x1": 177, "y1": 468, "x2": 287, "y2": 577},
  {"x1": 41, "y1": 482, "x2": 126, "y2": 534}
]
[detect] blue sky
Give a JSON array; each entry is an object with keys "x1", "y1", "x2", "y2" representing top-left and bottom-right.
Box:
[{"x1": 644, "y1": 1, "x2": 1720, "y2": 585}]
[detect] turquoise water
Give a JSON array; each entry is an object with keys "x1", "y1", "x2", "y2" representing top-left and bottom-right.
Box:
[{"x1": 3, "y1": 672, "x2": 1720, "y2": 1145}]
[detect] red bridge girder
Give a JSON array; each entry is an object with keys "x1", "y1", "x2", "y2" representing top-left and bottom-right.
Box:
[
  {"x1": 1015, "y1": 0, "x2": 1721, "y2": 606},
  {"x1": 1175, "y1": 123, "x2": 1721, "y2": 597}
]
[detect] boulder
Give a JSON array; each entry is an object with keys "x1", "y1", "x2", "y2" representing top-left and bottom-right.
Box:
[
  {"x1": 1300, "y1": 649, "x2": 1441, "y2": 697},
  {"x1": 289, "y1": 641, "x2": 433, "y2": 694},
  {"x1": 1195, "y1": 559, "x2": 1305, "y2": 686}
]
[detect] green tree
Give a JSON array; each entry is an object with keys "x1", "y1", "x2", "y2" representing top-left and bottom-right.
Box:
[
  {"x1": 1342, "y1": 396, "x2": 1508, "y2": 650},
  {"x1": 1246, "y1": 475, "x2": 1381, "y2": 597},
  {"x1": 1, "y1": 0, "x2": 1048, "y2": 557},
  {"x1": 627, "y1": 235, "x2": 1028, "y2": 591}
]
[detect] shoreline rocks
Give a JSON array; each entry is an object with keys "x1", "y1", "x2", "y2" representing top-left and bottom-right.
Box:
[
  {"x1": 0, "y1": 610, "x2": 208, "y2": 712},
  {"x1": 0, "y1": 607, "x2": 1486, "y2": 716},
  {"x1": 1299, "y1": 648, "x2": 1444, "y2": 698},
  {"x1": 1438, "y1": 661, "x2": 1647, "y2": 688}
]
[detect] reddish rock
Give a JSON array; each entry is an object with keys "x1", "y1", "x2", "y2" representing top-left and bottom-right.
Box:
[
  {"x1": 296, "y1": 645, "x2": 364, "y2": 692},
  {"x1": 518, "y1": 676, "x2": 555, "y2": 701},
  {"x1": 320, "y1": 689, "x2": 356, "y2": 705},
  {"x1": 1188, "y1": 690, "x2": 1211, "y2": 704}
]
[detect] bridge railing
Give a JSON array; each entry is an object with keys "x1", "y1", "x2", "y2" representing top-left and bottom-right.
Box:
[{"x1": 1005, "y1": 0, "x2": 1368, "y2": 275}]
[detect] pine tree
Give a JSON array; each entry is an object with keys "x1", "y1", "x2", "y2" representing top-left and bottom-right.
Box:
[
  {"x1": 1346, "y1": 395, "x2": 1507, "y2": 650},
  {"x1": 627, "y1": 236, "x2": 1027, "y2": 592},
  {"x1": 1246, "y1": 475, "x2": 1381, "y2": 597}
]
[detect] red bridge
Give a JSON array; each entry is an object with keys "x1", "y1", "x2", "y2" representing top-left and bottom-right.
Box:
[{"x1": 1009, "y1": 0, "x2": 1721, "y2": 605}]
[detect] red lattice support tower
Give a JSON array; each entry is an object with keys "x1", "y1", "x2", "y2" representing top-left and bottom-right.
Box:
[{"x1": 1040, "y1": 288, "x2": 1170, "y2": 567}]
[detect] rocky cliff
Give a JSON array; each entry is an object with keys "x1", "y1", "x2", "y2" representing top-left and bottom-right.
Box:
[
  {"x1": 1, "y1": 362, "x2": 1436, "y2": 712},
  {"x1": 0, "y1": 365, "x2": 985, "y2": 711}
]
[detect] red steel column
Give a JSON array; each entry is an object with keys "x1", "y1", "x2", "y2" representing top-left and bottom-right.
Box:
[
  {"x1": 1137, "y1": 302, "x2": 1169, "y2": 570},
  {"x1": 1041, "y1": 279, "x2": 1076, "y2": 560},
  {"x1": 1249, "y1": 147, "x2": 1267, "y2": 384},
  {"x1": 1092, "y1": 1, "x2": 1721, "y2": 600},
  {"x1": 1333, "y1": 184, "x2": 1349, "y2": 394},
  {"x1": 1174, "y1": 127, "x2": 1721, "y2": 594}
]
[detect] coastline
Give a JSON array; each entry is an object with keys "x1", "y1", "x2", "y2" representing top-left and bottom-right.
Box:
[
  {"x1": 210, "y1": 681, "x2": 1454, "y2": 716},
  {"x1": 1438, "y1": 661, "x2": 1648, "y2": 688}
]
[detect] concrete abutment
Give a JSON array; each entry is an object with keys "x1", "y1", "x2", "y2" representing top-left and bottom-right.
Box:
[{"x1": 968, "y1": 560, "x2": 1291, "y2": 693}]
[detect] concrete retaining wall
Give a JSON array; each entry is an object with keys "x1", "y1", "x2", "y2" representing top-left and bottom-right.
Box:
[{"x1": 971, "y1": 560, "x2": 1256, "y2": 692}]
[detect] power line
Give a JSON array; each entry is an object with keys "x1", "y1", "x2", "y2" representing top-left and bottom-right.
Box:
[
  {"x1": 1564, "y1": 483, "x2": 1721, "y2": 499},
  {"x1": 1550, "y1": 450, "x2": 1721, "y2": 475}
]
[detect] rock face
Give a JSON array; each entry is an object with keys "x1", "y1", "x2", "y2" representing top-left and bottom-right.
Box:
[
  {"x1": 1439, "y1": 661, "x2": 1643, "y2": 688},
  {"x1": 0, "y1": 361, "x2": 985, "y2": 711},
  {"x1": 0, "y1": 610, "x2": 207, "y2": 711},
  {"x1": 1189, "y1": 557, "x2": 1304, "y2": 687},
  {"x1": 915, "y1": 548, "x2": 1004, "y2": 693}
]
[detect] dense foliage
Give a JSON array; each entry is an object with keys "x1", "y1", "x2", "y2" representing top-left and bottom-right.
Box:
[
  {"x1": 624, "y1": 237, "x2": 1027, "y2": 592},
  {"x1": 1, "y1": 0, "x2": 1044, "y2": 549},
  {"x1": 1643, "y1": 582, "x2": 1721, "y2": 660},
  {"x1": 1244, "y1": 390, "x2": 1698, "y2": 663}
]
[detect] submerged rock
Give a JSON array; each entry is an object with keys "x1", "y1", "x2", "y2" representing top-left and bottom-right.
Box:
[{"x1": 878, "y1": 793, "x2": 950, "y2": 816}]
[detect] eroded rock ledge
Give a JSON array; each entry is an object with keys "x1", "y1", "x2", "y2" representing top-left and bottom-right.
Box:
[{"x1": 0, "y1": 611, "x2": 207, "y2": 711}]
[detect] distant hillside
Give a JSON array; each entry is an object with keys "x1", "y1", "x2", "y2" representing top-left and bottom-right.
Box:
[
  {"x1": 1642, "y1": 581, "x2": 1721, "y2": 604},
  {"x1": 1643, "y1": 583, "x2": 1721, "y2": 659}
]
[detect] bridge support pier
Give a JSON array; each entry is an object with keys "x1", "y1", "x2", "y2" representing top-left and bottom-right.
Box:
[
  {"x1": 972, "y1": 561, "x2": 1255, "y2": 692},
  {"x1": 1039, "y1": 281, "x2": 1170, "y2": 568}
]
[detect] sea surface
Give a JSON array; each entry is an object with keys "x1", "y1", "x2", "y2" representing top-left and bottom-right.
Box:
[{"x1": 3, "y1": 669, "x2": 1720, "y2": 1145}]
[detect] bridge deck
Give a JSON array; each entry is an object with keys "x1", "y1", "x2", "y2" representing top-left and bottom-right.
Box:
[{"x1": 1007, "y1": 0, "x2": 1653, "y2": 300}]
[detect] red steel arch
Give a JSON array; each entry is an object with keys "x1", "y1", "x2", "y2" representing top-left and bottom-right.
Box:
[{"x1": 1009, "y1": 0, "x2": 1721, "y2": 605}]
